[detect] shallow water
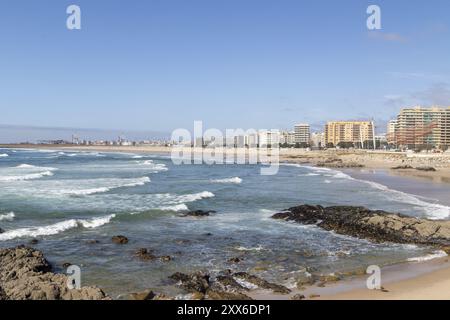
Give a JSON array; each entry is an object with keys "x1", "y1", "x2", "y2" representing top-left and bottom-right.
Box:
[{"x1": 0, "y1": 148, "x2": 448, "y2": 298}]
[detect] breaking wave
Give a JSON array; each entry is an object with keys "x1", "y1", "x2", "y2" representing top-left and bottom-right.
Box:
[
  {"x1": 407, "y1": 250, "x2": 448, "y2": 262},
  {"x1": 0, "y1": 214, "x2": 116, "y2": 241},
  {"x1": 211, "y1": 177, "x2": 242, "y2": 184},
  {"x1": 0, "y1": 153, "x2": 8, "y2": 157},
  {"x1": 0, "y1": 212, "x2": 15, "y2": 221}
]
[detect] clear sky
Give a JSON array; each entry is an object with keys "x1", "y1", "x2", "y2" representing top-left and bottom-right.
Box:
[{"x1": 1, "y1": 0, "x2": 449, "y2": 137}]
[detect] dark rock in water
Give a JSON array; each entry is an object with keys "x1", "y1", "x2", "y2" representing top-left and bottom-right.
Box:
[
  {"x1": 272, "y1": 205, "x2": 450, "y2": 246},
  {"x1": 291, "y1": 294, "x2": 306, "y2": 300},
  {"x1": 29, "y1": 239, "x2": 39, "y2": 245},
  {"x1": 134, "y1": 248, "x2": 156, "y2": 261},
  {"x1": 85, "y1": 240, "x2": 100, "y2": 245},
  {"x1": 169, "y1": 272, "x2": 210, "y2": 294},
  {"x1": 391, "y1": 165, "x2": 414, "y2": 170},
  {"x1": 0, "y1": 228, "x2": 4, "y2": 234},
  {"x1": 112, "y1": 235, "x2": 128, "y2": 244},
  {"x1": 233, "y1": 272, "x2": 291, "y2": 294},
  {"x1": 160, "y1": 255, "x2": 172, "y2": 262},
  {"x1": 416, "y1": 166, "x2": 437, "y2": 172},
  {"x1": 227, "y1": 257, "x2": 242, "y2": 264},
  {"x1": 62, "y1": 262, "x2": 72, "y2": 268},
  {"x1": 206, "y1": 289, "x2": 252, "y2": 300},
  {"x1": 0, "y1": 246, "x2": 108, "y2": 300},
  {"x1": 182, "y1": 210, "x2": 216, "y2": 217}
]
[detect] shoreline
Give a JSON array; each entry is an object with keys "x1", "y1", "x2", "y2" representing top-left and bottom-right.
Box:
[{"x1": 1, "y1": 144, "x2": 450, "y2": 300}]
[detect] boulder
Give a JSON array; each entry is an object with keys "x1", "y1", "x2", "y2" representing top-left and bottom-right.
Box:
[
  {"x1": 169, "y1": 272, "x2": 210, "y2": 294},
  {"x1": 112, "y1": 235, "x2": 128, "y2": 244}
]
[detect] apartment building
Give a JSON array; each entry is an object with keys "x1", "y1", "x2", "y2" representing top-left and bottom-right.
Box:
[
  {"x1": 325, "y1": 121, "x2": 375, "y2": 147},
  {"x1": 395, "y1": 106, "x2": 450, "y2": 150},
  {"x1": 294, "y1": 124, "x2": 310, "y2": 144}
]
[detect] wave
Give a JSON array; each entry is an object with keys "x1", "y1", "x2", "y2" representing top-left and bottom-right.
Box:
[
  {"x1": 0, "y1": 170, "x2": 54, "y2": 182},
  {"x1": 177, "y1": 191, "x2": 215, "y2": 202},
  {"x1": 407, "y1": 250, "x2": 448, "y2": 262},
  {"x1": 54, "y1": 177, "x2": 151, "y2": 196},
  {"x1": 158, "y1": 204, "x2": 189, "y2": 212},
  {"x1": 0, "y1": 164, "x2": 58, "y2": 182},
  {"x1": 298, "y1": 165, "x2": 450, "y2": 219},
  {"x1": 211, "y1": 177, "x2": 242, "y2": 184},
  {"x1": 0, "y1": 212, "x2": 15, "y2": 221},
  {"x1": 0, "y1": 153, "x2": 8, "y2": 157},
  {"x1": 136, "y1": 160, "x2": 168, "y2": 171},
  {"x1": 0, "y1": 214, "x2": 115, "y2": 241}
]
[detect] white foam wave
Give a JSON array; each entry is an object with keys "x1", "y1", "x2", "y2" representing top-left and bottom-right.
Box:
[
  {"x1": 211, "y1": 177, "x2": 242, "y2": 184},
  {"x1": 0, "y1": 170, "x2": 54, "y2": 182},
  {"x1": 159, "y1": 204, "x2": 189, "y2": 212},
  {"x1": 177, "y1": 191, "x2": 215, "y2": 202},
  {"x1": 0, "y1": 164, "x2": 58, "y2": 182},
  {"x1": 407, "y1": 250, "x2": 448, "y2": 262},
  {"x1": 298, "y1": 165, "x2": 450, "y2": 219},
  {"x1": 0, "y1": 153, "x2": 9, "y2": 157},
  {"x1": 136, "y1": 160, "x2": 168, "y2": 171},
  {"x1": 0, "y1": 212, "x2": 15, "y2": 221},
  {"x1": 55, "y1": 177, "x2": 151, "y2": 196},
  {"x1": 0, "y1": 214, "x2": 115, "y2": 241}
]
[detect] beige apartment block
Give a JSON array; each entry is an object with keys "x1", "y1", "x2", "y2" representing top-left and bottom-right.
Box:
[{"x1": 325, "y1": 121, "x2": 374, "y2": 147}]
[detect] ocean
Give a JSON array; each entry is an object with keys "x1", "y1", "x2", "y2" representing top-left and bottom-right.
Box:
[{"x1": 0, "y1": 148, "x2": 449, "y2": 298}]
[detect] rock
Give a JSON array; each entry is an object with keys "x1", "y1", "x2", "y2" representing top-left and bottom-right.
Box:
[
  {"x1": 0, "y1": 246, "x2": 109, "y2": 300},
  {"x1": 212, "y1": 275, "x2": 248, "y2": 293},
  {"x1": 160, "y1": 255, "x2": 172, "y2": 262},
  {"x1": 112, "y1": 235, "x2": 128, "y2": 244},
  {"x1": 169, "y1": 272, "x2": 210, "y2": 294},
  {"x1": 309, "y1": 294, "x2": 320, "y2": 299},
  {"x1": 227, "y1": 257, "x2": 242, "y2": 264},
  {"x1": 416, "y1": 166, "x2": 437, "y2": 172},
  {"x1": 441, "y1": 246, "x2": 450, "y2": 255},
  {"x1": 29, "y1": 239, "x2": 39, "y2": 245},
  {"x1": 317, "y1": 162, "x2": 364, "y2": 168},
  {"x1": 134, "y1": 248, "x2": 156, "y2": 261},
  {"x1": 130, "y1": 290, "x2": 156, "y2": 300},
  {"x1": 0, "y1": 228, "x2": 4, "y2": 234},
  {"x1": 182, "y1": 210, "x2": 216, "y2": 217},
  {"x1": 190, "y1": 292, "x2": 205, "y2": 300},
  {"x1": 62, "y1": 263, "x2": 72, "y2": 268},
  {"x1": 291, "y1": 294, "x2": 306, "y2": 300},
  {"x1": 233, "y1": 272, "x2": 291, "y2": 294},
  {"x1": 85, "y1": 240, "x2": 100, "y2": 245},
  {"x1": 391, "y1": 165, "x2": 413, "y2": 170},
  {"x1": 206, "y1": 289, "x2": 252, "y2": 300},
  {"x1": 272, "y1": 205, "x2": 450, "y2": 246}
]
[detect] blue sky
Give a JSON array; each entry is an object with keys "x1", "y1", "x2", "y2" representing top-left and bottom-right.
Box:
[{"x1": 1, "y1": 0, "x2": 450, "y2": 138}]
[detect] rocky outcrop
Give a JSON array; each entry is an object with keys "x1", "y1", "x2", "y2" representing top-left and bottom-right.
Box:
[
  {"x1": 168, "y1": 270, "x2": 290, "y2": 299},
  {"x1": 272, "y1": 205, "x2": 450, "y2": 246},
  {"x1": 181, "y1": 210, "x2": 216, "y2": 217},
  {"x1": 416, "y1": 166, "x2": 437, "y2": 172},
  {"x1": 0, "y1": 246, "x2": 109, "y2": 300}
]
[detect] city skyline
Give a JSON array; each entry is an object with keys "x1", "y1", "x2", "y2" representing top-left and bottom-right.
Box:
[{"x1": 1, "y1": 0, "x2": 450, "y2": 136}]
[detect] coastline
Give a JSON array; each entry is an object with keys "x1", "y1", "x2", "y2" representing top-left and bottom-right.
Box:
[{"x1": 1, "y1": 144, "x2": 450, "y2": 300}]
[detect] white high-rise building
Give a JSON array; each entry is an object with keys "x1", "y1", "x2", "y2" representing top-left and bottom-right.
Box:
[{"x1": 294, "y1": 124, "x2": 310, "y2": 144}]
